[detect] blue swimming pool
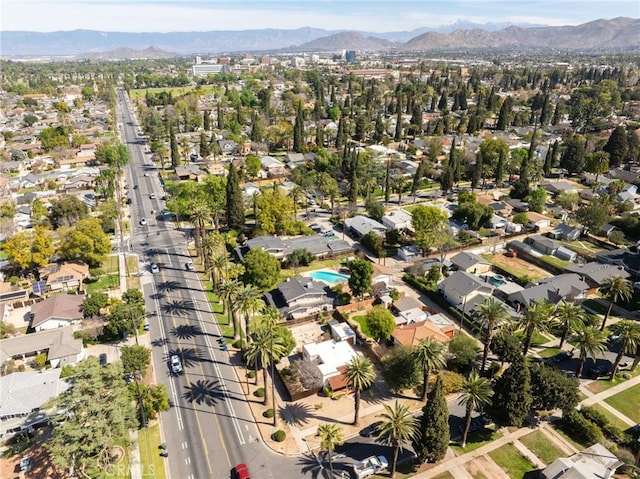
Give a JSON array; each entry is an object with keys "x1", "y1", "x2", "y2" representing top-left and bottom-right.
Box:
[{"x1": 308, "y1": 270, "x2": 350, "y2": 285}]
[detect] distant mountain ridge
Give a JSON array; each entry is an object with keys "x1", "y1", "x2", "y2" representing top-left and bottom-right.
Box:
[{"x1": 1, "y1": 17, "x2": 637, "y2": 57}]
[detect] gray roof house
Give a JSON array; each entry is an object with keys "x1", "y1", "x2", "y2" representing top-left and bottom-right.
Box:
[
  {"x1": 595, "y1": 249, "x2": 640, "y2": 277},
  {"x1": 548, "y1": 223, "x2": 582, "y2": 241},
  {"x1": 0, "y1": 326, "x2": 84, "y2": 368},
  {"x1": 541, "y1": 443, "x2": 621, "y2": 479},
  {"x1": 235, "y1": 235, "x2": 352, "y2": 262},
  {"x1": 438, "y1": 271, "x2": 493, "y2": 310},
  {"x1": 344, "y1": 215, "x2": 387, "y2": 239},
  {"x1": 382, "y1": 209, "x2": 412, "y2": 231},
  {"x1": 564, "y1": 262, "x2": 632, "y2": 288},
  {"x1": 507, "y1": 274, "x2": 588, "y2": 309},
  {"x1": 450, "y1": 252, "x2": 492, "y2": 274},
  {"x1": 264, "y1": 276, "x2": 334, "y2": 319},
  {"x1": 525, "y1": 234, "x2": 561, "y2": 255}
]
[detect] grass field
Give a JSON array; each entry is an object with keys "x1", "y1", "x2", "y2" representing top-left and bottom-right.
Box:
[
  {"x1": 488, "y1": 443, "x2": 536, "y2": 479},
  {"x1": 536, "y1": 346, "x2": 562, "y2": 358},
  {"x1": 85, "y1": 274, "x2": 119, "y2": 294},
  {"x1": 138, "y1": 424, "x2": 167, "y2": 479},
  {"x1": 451, "y1": 428, "x2": 502, "y2": 454},
  {"x1": 103, "y1": 255, "x2": 120, "y2": 274},
  {"x1": 540, "y1": 255, "x2": 571, "y2": 269},
  {"x1": 129, "y1": 85, "x2": 219, "y2": 100},
  {"x1": 519, "y1": 430, "x2": 565, "y2": 465},
  {"x1": 551, "y1": 425, "x2": 587, "y2": 451},
  {"x1": 352, "y1": 315, "x2": 373, "y2": 338},
  {"x1": 590, "y1": 404, "x2": 634, "y2": 432},
  {"x1": 604, "y1": 383, "x2": 640, "y2": 423},
  {"x1": 583, "y1": 369, "x2": 639, "y2": 394}
]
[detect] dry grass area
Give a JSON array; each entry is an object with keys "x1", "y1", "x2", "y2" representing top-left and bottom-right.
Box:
[{"x1": 484, "y1": 253, "x2": 553, "y2": 282}]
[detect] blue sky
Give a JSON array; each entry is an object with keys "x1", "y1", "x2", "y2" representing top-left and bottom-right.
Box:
[{"x1": 2, "y1": 0, "x2": 638, "y2": 32}]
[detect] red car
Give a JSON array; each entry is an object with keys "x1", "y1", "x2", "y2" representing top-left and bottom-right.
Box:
[{"x1": 233, "y1": 463, "x2": 250, "y2": 479}]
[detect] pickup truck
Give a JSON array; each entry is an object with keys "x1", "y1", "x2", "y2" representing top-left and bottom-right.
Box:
[{"x1": 352, "y1": 455, "x2": 389, "y2": 479}]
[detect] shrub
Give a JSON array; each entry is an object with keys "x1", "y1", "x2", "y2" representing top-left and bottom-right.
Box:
[
  {"x1": 60, "y1": 364, "x2": 74, "y2": 378},
  {"x1": 580, "y1": 406, "x2": 608, "y2": 428},
  {"x1": 560, "y1": 409, "x2": 603, "y2": 445},
  {"x1": 89, "y1": 268, "x2": 104, "y2": 277},
  {"x1": 247, "y1": 370, "x2": 256, "y2": 379},
  {"x1": 254, "y1": 388, "x2": 265, "y2": 398},
  {"x1": 263, "y1": 409, "x2": 274, "y2": 418},
  {"x1": 232, "y1": 339, "x2": 244, "y2": 349},
  {"x1": 322, "y1": 386, "x2": 333, "y2": 397},
  {"x1": 272, "y1": 430, "x2": 286, "y2": 442},
  {"x1": 8, "y1": 276, "x2": 20, "y2": 285},
  {"x1": 439, "y1": 370, "x2": 465, "y2": 394}
]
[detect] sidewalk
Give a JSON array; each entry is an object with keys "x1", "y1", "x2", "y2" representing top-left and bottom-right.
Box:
[{"x1": 579, "y1": 372, "x2": 640, "y2": 427}]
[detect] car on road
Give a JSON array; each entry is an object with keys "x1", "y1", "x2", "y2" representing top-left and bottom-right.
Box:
[
  {"x1": 99, "y1": 353, "x2": 108, "y2": 367},
  {"x1": 150, "y1": 263, "x2": 159, "y2": 273},
  {"x1": 232, "y1": 463, "x2": 250, "y2": 479},
  {"x1": 140, "y1": 218, "x2": 147, "y2": 225},
  {"x1": 185, "y1": 261, "x2": 195, "y2": 271},
  {"x1": 144, "y1": 173, "x2": 149, "y2": 177},
  {"x1": 133, "y1": 184, "x2": 138, "y2": 189},
  {"x1": 634, "y1": 281, "x2": 640, "y2": 292},
  {"x1": 359, "y1": 420, "x2": 383, "y2": 437},
  {"x1": 149, "y1": 193, "x2": 156, "y2": 199},
  {"x1": 170, "y1": 355, "x2": 183, "y2": 374},
  {"x1": 126, "y1": 198, "x2": 132, "y2": 205}
]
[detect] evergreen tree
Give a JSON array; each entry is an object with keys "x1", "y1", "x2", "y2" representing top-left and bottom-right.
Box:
[
  {"x1": 203, "y1": 110, "x2": 210, "y2": 131},
  {"x1": 543, "y1": 145, "x2": 553, "y2": 177},
  {"x1": 293, "y1": 102, "x2": 304, "y2": 153},
  {"x1": 315, "y1": 122, "x2": 324, "y2": 147},
  {"x1": 199, "y1": 132, "x2": 210, "y2": 159},
  {"x1": 520, "y1": 126, "x2": 537, "y2": 180},
  {"x1": 472, "y1": 152, "x2": 482, "y2": 190},
  {"x1": 412, "y1": 375, "x2": 449, "y2": 463},
  {"x1": 488, "y1": 356, "x2": 532, "y2": 427},
  {"x1": 251, "y1": 111, "x2": 264, "y2": 142},
  {"x1": 169, "y1": 125, "x2": 180, "y2": 168},
  {"x1": 496, "y1": 97, "x2": 513, "y2": 130},
  {"x1": 217, "y1": 101, "x2": 224, "y2": 130},
  {"x1": 226, "y1": 164, "x2": 244, "y2": 230},
  {"x1": 374, "y1": 112, "x2": 385, "y2": 143},
  {"x1": 395, "y1": 95, "x2": 403, "y2": 141},
  {"x1": 604, "y1": 125, "x2": 628, "y2": 167},
  {"x1": 336, "y1": 116, "x2": 346, "y2": 148},
  {"x1": 384, "y1": 159, "x2": 391, "y2": 205},
  {"x1": 495, "y1": 147, "x2": 506, "y2": 185},
  {"x1": 437, "y1": 91, "x2": 447, "y2": 111}
]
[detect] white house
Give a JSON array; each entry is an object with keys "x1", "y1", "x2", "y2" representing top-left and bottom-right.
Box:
[
  {"x1": 302, "y1": 340, "x2": 359, "y2": 385},
  {"x1": 382, "y1": 209, "x2": 413, "y2": 231}
]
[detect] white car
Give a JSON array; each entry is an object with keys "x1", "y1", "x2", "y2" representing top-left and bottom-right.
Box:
[
  {"x1": 170, "y1": 355, "x2": 183, "y2": 374},
  {"x1": 139, "y1": 218, "x2": 147, "y2": 225},
  {"x1": 149, "y1": 193, "x2": 156, "y2": 199},
  {"x1": 150, "y1": 263, "x2": 159, "y2": 274}
]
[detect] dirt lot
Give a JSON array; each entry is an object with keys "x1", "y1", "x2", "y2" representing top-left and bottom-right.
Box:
[
  {"x1": 485, "y1": 252, "x2": 553, "y2": 282},
  {"x1": 0, "y1": 428, "x2": 64, "y2": 479}
]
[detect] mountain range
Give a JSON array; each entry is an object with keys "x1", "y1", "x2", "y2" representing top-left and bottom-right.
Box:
[{"x1": 1, "y1": 17, "x2": 638, "y2": 58}]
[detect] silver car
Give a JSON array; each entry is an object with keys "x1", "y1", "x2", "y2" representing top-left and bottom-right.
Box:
[{"x1": 170, "y1": 355, "x2": 183, "y2": 374}]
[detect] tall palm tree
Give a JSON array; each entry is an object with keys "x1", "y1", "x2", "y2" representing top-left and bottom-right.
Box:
[
  {"x1": 317, "y1": 423, "x2": 344, "y2": 478},
  {"x1": 554, "y1": 302, "x2": 585, "y2": 349},
  {"x1": 219, "y1": 278, "x2": 241, "y2": 337},
  {"x1": 517, "y1": 300, "x2": 555, "y2": 357},
  {"x1": 344, "y1": 356, "x2": 376, "y2": 425},
  {"x1": 235, "y1": 284, "x2": 264, "y2": 347},
  {"x1": 288, "y1": 185, "x2": 304, "y2": 216},
  {"x1": 571, "y1": 324, "x2": 608, "y2": 378},
  {"x1": 244, "y1": 326, "x2": 285, "y2": 409},
  {"x1": 201, "y1": 232, "x2": 223, "y2": 281},
  {"x1": 376, "y1": 401, "x2": 418, "y2": 479},
  {"x1": 189, "y1": 202, "x2": 211, "y2": 260},
  {"x1": 599, "y1": 275, "x2": 633, "y2": 331},
  {"x1": 261, "y1": 305, "x2": 282, "y2": 421},
  {"x1": 608, "y1": 320, "x2": 640, "y2": 380},
  {"x1": 413, "y1": 338, "x2": 447, "y2": 402},
  {"x1": 474, "y1": 297, "x2": 509, "y2": 372},
  {"x1": 458, "y1": 371, "x2": 493, "y2": 448},
  {"x1": 211, "y1": 253, "x2": 229, "y2": 291}
]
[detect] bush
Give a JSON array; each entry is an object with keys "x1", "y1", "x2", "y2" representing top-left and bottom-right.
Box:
[
  {"x1": 560, "y1": 409, "x2": 603, "y2": 445},
  {"x1": 272, "y1": 430, "x2": 286, "y2": 442},
  {"x1": 580, "y1": 406, "x2": 608, "y2": 428},
  {"x1": 89, "y1": 268, "x2": 104, "y2": 277},
  {"x1": 8, "y1": 276, "x2": 20, "y2": 285},
  {"x1": 263, "y1": 409, "x2": 274, "y2": 418},
  {"x1": 254, "y1": 387, "x2": 265, "y2": 398},
  {"x1": 322, "y1": 386, "x2": 333, "y2": 397},
  {"x1": 247, "y1": 370, "x2": 256, "y2": 379},
  {"x1": 439, "y1": 370, "x2": 465, "y2": 394}
]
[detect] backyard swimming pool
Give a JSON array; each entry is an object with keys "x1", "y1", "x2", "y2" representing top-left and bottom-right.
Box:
[{"x1": 308, "y1": 270, "x2": 350, "y2": 285}]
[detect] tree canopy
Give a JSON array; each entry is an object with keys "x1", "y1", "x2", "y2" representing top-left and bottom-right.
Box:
[{"x1": 242, "y1": 248, "x2": 281, "y2": 290}]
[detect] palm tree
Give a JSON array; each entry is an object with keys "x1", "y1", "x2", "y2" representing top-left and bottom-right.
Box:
[
  {"x1": 599, "y1": 275, "x2": 633, "y2": 331},
  {"x1": 376, "y1": 401, "x2": 418, "y2": 479},
  {"x1": 458, "y1": 371, "x2": 493, "y2": 448},
  {"x1": 234, "y1": 284, "x2": 264, "y2": 347},
  {"x1": 317, "y1": 423, "x2": 344, "y2": 478},
  {"x1": 244, "y1": 326, "x2": 285, "y2": 408},
  {"x1": 554, "y1": 302, "x2": 585, "y2": 349},
  {"x1": 189, "y1": 202, "x2": 211, "y2": 260},
  {"x1": 201, "y1": 232, "x2": 223, "y2": 281},
  {"x1": 288, "y1": 185, "x2": 304, "y2": 216},
  {"x1": 413, "y1": 338, "x2": 446, "y2": 402},
  {"x1": 219, "y1": 278, "x2": 241, "y2": 337},
  {"x1": 344, "y1": 356, "x2": 376, "y2": 425},
  {"x1": 474, "y1": 297, "x2": 509, "y2": 372},
  {"x1": 608, "y1": 320, "x2": 640, "y2": 380},
  {"x1": 571, "y1": 324, "x2": 608, "y2": 378},
  {"x1": 517, "y1": 300, "x2": 555, "y2": 357},
  {"x1": 211, "y1": 253, "x2": 229, "y2": 291}
]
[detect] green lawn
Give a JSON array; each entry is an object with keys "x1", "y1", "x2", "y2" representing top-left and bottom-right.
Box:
[
  {"x1": 583, "y1": 369, "x2": 639, "y2": 394},
  {"x1": 590, "y1": 404, "x2": 634, "y2": 432},
  {"x1": 552, "y1": 425, "x2": 588, "y2": 451},
  {"x1": 351, "y1": 315, "x2": 374, "y2": 338},
  {"x1": 517, "y1": 330, "x2": 553, "y2": 347},
  {"x1": 604, "y1": 383, "x2": 640, "y2": 423},
  {"x1": 85, "y1": 274, "x2": 119, "y2": 294},
  {"x1": 138, "y1": 424, "x2": 167, "y2": 479},
  {"x1": 102, "y1": 255, "x2": 120, "y2": 274},
  {"x1": 488, "y1": 443, "x2": 536, "y2": 479},
  {"x1": 451, "y1": 428, "x2": 502, "y2": 454},
  {"x1": 129, "y1": 84, "x2": 219, "y2": 100},
  {"x1": 540, "y1": 255, "x2": 571, "y2": 269},
  {"x1": 536, "y1": 346, "x2": 562, "y2": 359},
  {"x1": 520, "y1": 430, "x2": 565, "y2": 465}
]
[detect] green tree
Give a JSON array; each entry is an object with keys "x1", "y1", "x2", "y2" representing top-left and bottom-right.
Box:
[
  {"x1": 474, "y1": 297, "x2": 509, "y2": 372},
  {"x1": 285, "y1": 248, "x2": 314, "y2": 272},
  {"x1": 490, "y1": 331, "x2": 522, "y2": 365},
  {"x1": 452, "y1": 202, "x2": 493, "y2": 230},
  {"x1": 448, "y1": 334, "x2": 480, "y2": 372},
  {"x1": 413, "y1": 375, "x2": 449, "y2": 463},
  {"x1": 413, "y1": 338, "x2": 447, "y2": 402},
  {"x1": 555, "y1": 191, "x2": 580, "y2": 211},
  {"x1": 554, "y1": 302, "x2": 585, "y2": 349},
  {"x1": 458, "y1": 370, "x2": 493, "y2": 447},
  {"x1": 244, "y1": 155, "x2": 262, "y2": 178},
  {"x1": 365, "y1": 305, "x2": 396, "y2": 341},
  {"x1": 136, "y1": 383, "x2": 170, "y2": 422},
  {"x1": 344, "y1": 356, "x2": 376, "y2": 425},
  {"x1": 575, "y1": 198, "x2": 610, "y2": 235},
  {"x1": 517, "y1": 300, "x2": 555, "y2": 356},
  {"x1": 49, "y1": 195, "x2": 88, "y2": 228},
  {"x1": 412, "y1": 205, "x2": 449, "y2": 254},
  {"x1": 488, "y1": 355, "x2": 531, "y2": 427},
  {"x1": 365, "y1": 198, "x2": 384, "y2": 222},
  {"x1": 608, "y1": 320, "x2": 640, "y2": 380},
  {"x1": 529, "y1": 363, "x2": 579, "y2": 412},
  {"x1": 226, "y1": 164, "x2": 245, "y2": 230},
  {"x1": 82, "y1": 293, "x2": 109, "y2": 318},
  {"x1": 360, "y1": 231, "x2": 385, "y2": 257},
  {"x1": 560, "y1": 133, "x2": 586, "y2": 175},
  {"x1": 317, "y1": 423, "x2": 344, "y2": 478},
  {"x1": 585, "y1": 151, "x2": 610, "y2": 183},
  {"x1": 234, "y1": 284, "x2": 264, "y2": 347},
  {"x1": 348, "y1": 259, "x2": 374, "y2": 299},
  {"x1": 220, "y1": 278, "x2": 242, "y2": 339},
  {"x1": 169, "y1": 125, "x2": 180, "y2": 168},
  {"x1": 382, "y1": 346, "x2": 420, "y2": 392},
  {"x1": 2, "y1": 226, "x2": 54, "y2": 270},
  {"x1": 46, "y1": 358, "x2": 136, "y2": 477},
  {"x1": 599, "y1": 275, "x2": 632, "y2": 330},
  {"x1": 255, "y1": 185, "x2": 296, "y2": 235},
  {"x1": 526, "y1": 188, "x2": 547, "y2": 213},
  {"x1": 603, "y1": 125, "x2": 628, "y2": 168},
  {"x1": 242, "y1": 248, "x2": 281, "y2": 291},
  {"x1": 57, "y1": 217, "x2": 111, "y2": 268},
  {"x1": 120, "y1": 345, "x2": 151, "y2": 376},
  {"x1": 245, "y1": 326, "x2": 286, "y2": 408},
  {"x1": 571, "y1": 324, "x2": 608, "y2": 378},
  {"x1": 376, "y1": 401, "x2": 418, "y2": 479}
]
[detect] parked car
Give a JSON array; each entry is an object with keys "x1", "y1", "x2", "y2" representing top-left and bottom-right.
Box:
[
  {"x1": 552, "y1": 351, "x2": 574, "y2": 363},
  {"x1": 20, "y1": 457, "x2": 32, "y2": 472},
  {"x1": 140, "y1": 218, "x2": 147, "y2": 225},
  {"x1": 151, "y1": 263, "x2": 159, "y2": 274},
  {"x1": 170, "y1": 355, "x2": 183, "y2": 374},
  {"x1": 232, "y1": 463, "x2": 250, "y2": 479},
  {"x1": 587, "y1": 364, "x2": 611, "y2": 379},
  {"x1": 359, "y1": 421, "x2": 383, "y2": 438},
  {"x1": 149, "y1": 193, "x2": 156, "y2": 199},
  {"x1": 99, "y1": 353, "x2": 108, "y2": 367}
]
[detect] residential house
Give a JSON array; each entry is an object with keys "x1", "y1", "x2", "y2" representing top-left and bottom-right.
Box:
[
  {"x1": 301, "y1": 339, "x2": 358, "y2": 388},
  {"x1": 598, "y1": 223, "x2": 617, "y2": 238},
  {"x1": 507, "y1": 274, "x2": 589, "y2": 310},
  {"x1": 392, "y1": 296, "x2": 427, "y2": 325},
  {"x1": 476, "y1": 194, "x2": 513, "y2": 217},
  {"x1": 260, "y1": 156, "x2": 286, "y2": 177},
  {"x1": 328, "y1": 319, "x2": 356, "y2": 345},
  {"x1": 40, "y1": 262, "x2": 90, "y2": 292},
  {"x1": 30, "y1": 294, "x2": 85, "y2": 331},
  {"x1": 564, "y1": 262, "x2": 632, "y2": 289},
  {"x1": 391, "y1": 320, "x2": 450, "y2": 348},
  {"x1": 450, "y1": 251, "x2": 492, "y2": 275},
  {"x1": 525, "y1": 211, "x2": 552, "y2": 230},
  {"x1": 595, "y1": 249, "x2": 640, "y2": 278},
  {"x1": 284, "y1": 153, "x2": 306, "y2": 168},
  {"x1": 548, "y1": 223, "x2": 582, "y2": 241},
  {"x1": 526, "y1": 234, "x2": 561, "y2": 255},
  {"x1": 242, "y1": 182, "x2": 261, "y2": 199},
  {"x1": 382, "y1": 209, "x2": 413, "y2": 231},
  {"x1": 438, "y1": 271, "x2": 493, "y2": 311},
  {"x1": 507, "y1": 199, "x2": 529, "y2": 212},
  {"x1": 0, "y1": 326, "x2": 84, "y2": 369},
  {"x1": 425, "y1": 313, "x2": 458, "y2": 338},
  {"x1": 217, "y1": 139, "x2": 237, "y2": 155},
  {"x1": 541, "y1": 180, "x2": 579, "y2": 195},
  {"x1": 541, "y1": 443, "x2": 621, "y2": 479},
  {"x1": 398, "y1": 245, "x2": 421, "y2": 262},
  {"x1": 344, "y1": 215, "x2": 387, "y2": 239},
  {"x1": 236, "y1": 234, "x2": 352, "y2": 262},
  {"x1": 264, "y1": 276, "x2": 334, "y2": 319}
]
